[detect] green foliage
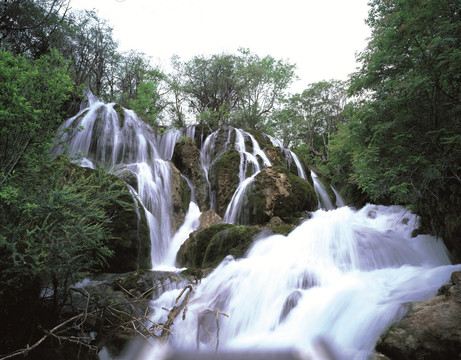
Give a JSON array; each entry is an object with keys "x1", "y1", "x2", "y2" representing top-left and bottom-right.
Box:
[
  {"x1": 173, "y1": 49, "x2": 296, "y2": 130},
  {"x1": 0, "y1": 50, "x2": 73, "y2": 181},
  {"x1": 0, "y1": 156, "x2": 133, "y2": 352},
  {"x1": 333, "y1": 0, "x2": 461, "y2": 250}
]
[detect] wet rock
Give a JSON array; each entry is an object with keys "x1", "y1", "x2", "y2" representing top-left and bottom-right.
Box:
[
  {"x1": 171, "y1": 163, "x2": 188, "y2": 230},
  {"x1": 376, "y1": 271, "x2": 461, "y2": 359},
  {"x1": 246, "y1": 166, "x2": 318, "y2": 225},
  {"x1": 172, "y1": 137, "x2": 208, "y2": 210},
  {"x1": 176, "y1": 224, "x2": 262, "y2": 269},
  {"x1": 209, "y1": 149, "x2": 241, "y2": 217}
]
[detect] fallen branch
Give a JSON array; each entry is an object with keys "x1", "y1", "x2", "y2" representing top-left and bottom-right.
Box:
[{"x1": 196, "y1": 309, "x2": 229, "y2": 352}]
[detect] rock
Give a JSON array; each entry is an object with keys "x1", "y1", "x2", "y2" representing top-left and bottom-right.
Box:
[
  {"x1": 245, "y1": 166, "x2": 318, "y2": 225},
  {"x1": 376, "y1": 272, "x2": 461, "y2": 359},
  {"x1": 172, "y1": 137, "x2": 208, "y2": 210},
  {"x1": 209, "y1": 149, "x2": 241, "y2": 217},
  {"x1": 199, "y1": 209, "x2": 222, "y2": 229},
  {"x1": 176, "y1": 224, "x2": 262, "y2": 269},
  {"x1": 170, "y1": 163, "x2": 189, "y2": 230}
]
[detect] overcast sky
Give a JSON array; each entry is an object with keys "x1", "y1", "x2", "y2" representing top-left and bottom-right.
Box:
[{"x1": 70, "y1": 0, "x2": 371, "y2": 92}]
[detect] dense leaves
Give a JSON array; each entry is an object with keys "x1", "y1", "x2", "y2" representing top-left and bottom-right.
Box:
[{"x1": 330, "y1": 0, "x2": 461, "y2": 252}]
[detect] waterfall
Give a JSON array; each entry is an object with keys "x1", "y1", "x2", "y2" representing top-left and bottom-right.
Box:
[
  {"x1": 54, "y1": 94, "x2": 193, "y2": 268},
  {"x1": 221, "y1": 129, "x2": 272, "y2": 225},
  {"x1": 223, "y1": 172, "x2": 259, "y2": 224},
  {"x1": 143, "y1": 204, "x2": 460, "y2": 360},
  {"x1": 311, "y1": 170, "x2": 335, "y2": 210}
]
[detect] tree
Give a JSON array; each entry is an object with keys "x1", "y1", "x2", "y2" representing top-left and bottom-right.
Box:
[
  {"x1": 0, "y1": 49, "x2": 73, "y2": 183},
  {"x1": 234, "y1": 48, "x2": 296, "y2": 130},
  {"x1": 168, "y1": 49, "x2": 296, "y2": 130},
  {"x1": 344, "y1": 0, "x2": 461, "y2": 249},
  {"x1": 178, "y1": 53, "x2": 242, "y2": 127},
  {"x1": 0, "y1": 0, "x2": 71, "y2": 57},
  {"x1": 128, "y1": 68, "x2": 168, "y2": 126}
]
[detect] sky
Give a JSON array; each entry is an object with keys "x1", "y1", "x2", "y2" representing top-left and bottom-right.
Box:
[{"x1": 70, "y1": 0, "x2": 371, "y2": 92}]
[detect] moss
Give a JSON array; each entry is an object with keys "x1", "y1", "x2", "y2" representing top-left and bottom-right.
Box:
[
  {"x1": 179, "y1": 175, "x2": 191, "y2": 211},
  {"x1": 202, "y1": 225, "x2": 262, "y2": 268},
  {"x1": 264, "y1": 143, "x2": 285, "y2": 167},
  {"x1": 246, "y1": 129, "x2": 268, "y2": 149},
  {"x1": 187, "y1": 224, "x2": 234, "y2": 267},
  {"x1": 210, "y1": 149, "x2": 241, "y2": 216},
  {"x1": 113, "y1": 103, "x2": 125, "y2": 128},
  {"x1": 181, "y1": 267, "x2": 203, "y2": 279},
  {"x1": 271, "y1": 224, "x2": 295, "y2": 236},
  {"x1": 246, "y1": 166, "x2": 317, "y2": 225}
]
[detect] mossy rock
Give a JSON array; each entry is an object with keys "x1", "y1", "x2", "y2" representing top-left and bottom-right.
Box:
[
  {"x1": 246, "y1": 129, "x2": 269, "y2": 149},
  {"x1": 181, "y1": 224, "x2": 262, "y2": 269},
  {"x1": 113, "y1": 103, "x2": 125, "y2": 128},
  {"x1": 246, "y1": 166, "x2": 318, "y2": 225},
  {"x1": 172, "y1": 137, "x2": 208, "y2": 210},
  {"x1": 202, "y1": 225, "x2": 262, "y2": 268},
  {"x1": 270, "y1": 224, "x2": 295, "y2": 236},
  {"x1": 186, "y1": 224, "x2": 234, "y2": 267},
  {"x1": 264, "y1": 143, "x2": 285, "y2": 167},
  {"x1": 209, "y1": 149, "x2": 241, "y2": 216}
]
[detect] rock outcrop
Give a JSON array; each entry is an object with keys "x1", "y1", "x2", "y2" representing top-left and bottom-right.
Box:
[
  {"x1": 245, "y1": 166, "x2": 318, "y2": 224},
  {"x1": 172, "y1": 136, "x2": 208, "y2": 210},
  {"x1": 376, "y1": 271, "x2": 461, "y2": 359}
]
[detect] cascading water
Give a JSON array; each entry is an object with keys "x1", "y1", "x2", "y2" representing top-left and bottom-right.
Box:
[
  {"x1": 311, "y1": 171, "x2": 335, "y2": 210},
  {"x1": 55, "y1": 97, "x2": 460, "y2": 359},
  {"x1": 221, "y1": 129, "x2": 273, "y2": 225},
  {"x1": 142, "y1": 204, "x2": 460, "y2": 360},
  {"x1": 54, "y1": 94, "x2": 200, "y2": 268}
]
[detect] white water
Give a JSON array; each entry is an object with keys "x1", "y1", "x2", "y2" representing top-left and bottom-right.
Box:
[
  {"x1": 311, "y1": 171, "x2": 335, "y2": 210},
  {"x1": 54, "y1": 94, "x2": 198, "y2": 268},
  {"x1": 144, "y1": 204, "x2": 460, "y2": 360},
  {"x1": 223, "y1": 172, "x2": 259, "y2": 224}
]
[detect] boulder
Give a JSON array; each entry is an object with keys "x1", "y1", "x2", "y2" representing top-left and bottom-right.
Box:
[
  {"x1": 199, "y1": 209, "x2": 222, "y2": 229},
  {"x1": 246, "y1": 166, "x2": 318, "y2": 225},
  {"x1": 376, "y1": 271, "x2": 461, "y2": 359},
  {"x1": 176, "y1": 224, "x2": 262, "y2": 269},
  {"x1": 170, "y1": 163, "x2": 189, "y2": 230}
]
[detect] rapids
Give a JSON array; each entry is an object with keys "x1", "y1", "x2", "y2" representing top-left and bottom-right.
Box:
[{"x1": 139, "y1": 204, "x2": 459, "y2": 360}]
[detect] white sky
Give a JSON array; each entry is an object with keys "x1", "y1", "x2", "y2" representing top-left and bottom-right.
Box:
[{"x1": 70, "y1": 0, "x2": 371, "y2": 93}]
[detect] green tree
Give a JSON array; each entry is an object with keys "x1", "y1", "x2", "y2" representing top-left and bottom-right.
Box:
[
  {"x1": 345, "y1": 0, "x2": 461, "y2": 251},
  {"x1": 178, "y1": 52, "x2": 242, "y2": 127},
  {"x1": 0, "y1": 0, "x2": 71, "y2": 57},
  {"x1": 0, "y1": 49, "x2": 73, "y2": 183},
  {"x1": 234, "y1": 48, "x2": 296, "y2": 130}
]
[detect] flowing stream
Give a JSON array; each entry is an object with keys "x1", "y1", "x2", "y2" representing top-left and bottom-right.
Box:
[{"x1": 55, "y1": 96, "x2": 460, "y2": 359}]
